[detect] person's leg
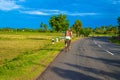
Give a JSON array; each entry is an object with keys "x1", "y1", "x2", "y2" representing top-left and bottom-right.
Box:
[
  {"x1": 64, "y1": 39, "x2": 67, "y2": 52},
  {"x1": 64, "y1": 40, "x2": 69, "y2": 52},
  {"x1": 68, "y1": 40, "x2": 71, "y2": 50},
  {"x1": 66, "y1": 40, "x2": 69, "y2": 51},
  {"x1": 69, "y1": 39, "x2": 72, "y2": 49}
]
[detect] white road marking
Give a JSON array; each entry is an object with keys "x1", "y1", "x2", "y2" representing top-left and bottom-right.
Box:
[
  {"x1": 98, "y1": 44, "x2": 102, "y2": 48},
  {"x1": 93, "y1": 40, "x2": 114, "y2": 55},
  {"x1": 95, "y1": 42, "x2": 97, "y2": 44},
  {"x1": 105, "y1": 50, "x2": 114, "y2": 55},
  {"x1": 94, "y1": 40, "x2": 97, "y2": 44}
]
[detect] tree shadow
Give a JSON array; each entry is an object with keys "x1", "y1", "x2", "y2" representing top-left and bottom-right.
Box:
[
  {"x1": 60, "y1": 62, "x2": 120, "y2": 80},
  {"x1": 28, "y1": 38, "x2": 49, "y2": 40},
  {"x1": 77, "y1": 55, "x2": 120, "y2": 68},
  {"x1": 51, "y1": 67, "x2": 102, "y2": 80},
  {"x1": 40, "y1": 48, "x2": 63, "y2": 51},
  {"x1": 92, "y1": 37, "x2": 120, "y2": 55},
  {"x1": 92, "y1": 37, "x2": 110, "y2": 42}
]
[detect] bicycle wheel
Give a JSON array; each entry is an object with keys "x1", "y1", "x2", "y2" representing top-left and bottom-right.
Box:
[{"x1": 65, "y1": 40, "x2": 70, "y2": 51}]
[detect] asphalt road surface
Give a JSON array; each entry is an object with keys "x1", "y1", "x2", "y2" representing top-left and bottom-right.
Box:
[{"x1": 37, "y1": 37, "x2": 120, "y2": 80}]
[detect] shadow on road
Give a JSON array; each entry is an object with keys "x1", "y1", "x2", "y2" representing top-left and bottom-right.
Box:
[
  {"x1": 37, "y1": 37, "x2": 120, "y2": 80},
  {"x1": 61, "y1": 62, "x2": 120, "y2": 80},
  {"x1": 78, "y1": 55, "x2": 120, "y2": 68},
  {"x1": 51, "y1": 66, "x2": 101, "y2": 80},
  {"x1": 93, "y1": 37, "x2": 120, "y2": 55}
]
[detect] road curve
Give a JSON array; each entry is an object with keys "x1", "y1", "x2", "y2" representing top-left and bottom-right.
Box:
[{"x1": 36, "y1": 37, "x2": 120, "y2": 80}]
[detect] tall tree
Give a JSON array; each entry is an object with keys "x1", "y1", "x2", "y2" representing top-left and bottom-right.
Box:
[
  {"x1": 40, "y1": 22, "x2": 48, "y2": 32},
  {"x1": 100, "y1": 26, "x2": 106, "y2": 34},
  {"x1": 81, "y1": 27, "x2": 92, "y2": 37},
  {"x1": 49, "y1": 14, "x2": 69, "y2": 32},
  {"x1": 40, "y1": 22, "x2": 44, "y2": 31},
  {"x1": 43, "y1": 24, "x2": 48, "y2": 31},
  {"x1": 94, "y1": 27, "x2": 101, "y2": 34},
  {"x1": 117, "y1": 17, "x2": 120, "y2": 36},
  {"x1": 72, "y1": 20, "x2": 82, "y2": 37}
]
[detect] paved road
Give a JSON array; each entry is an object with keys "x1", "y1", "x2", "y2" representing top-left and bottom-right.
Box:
[{"x1": 37, "y1": 37, "x2": 120, "y2": 80}]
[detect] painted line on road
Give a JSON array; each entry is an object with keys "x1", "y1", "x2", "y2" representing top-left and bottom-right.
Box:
[
  {"x1": 98, "y1": 44, "x2": 102, "y2": 48},
  {"x1": 95, "y1": 42, "x2": 97, "y2": 44},
  {"x1": 93, "y1": 40, "x2": 114, "y2": 55},
  {"x1": 105, "y1": 50, "x2": 114, "y2": 55},
  {"x1": 93, "y1": 40, "x2": 102, "y2": 48},
  {"x1": 94, "y1": 40, "x2": 97, "y2": 44}
]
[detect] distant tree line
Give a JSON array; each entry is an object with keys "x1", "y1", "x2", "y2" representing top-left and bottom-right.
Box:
[
  {"x1": 0, "y1": 28, "x2": 39, "y2": 32},
  {"x1": 93, "y1": 25, "x2": 118, "y2": 35},
  {"x1": 0, "y1": 14, "x2": 119, "y2": 37},
  {"x1": 117, "y1": 17, "x2": 120, "y2": 37},
  {"x1": 48, "y1": 14, "x2": 120, "y2": 37}
]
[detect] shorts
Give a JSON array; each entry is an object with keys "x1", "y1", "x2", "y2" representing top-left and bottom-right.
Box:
[{"x1": 65, "y1": 36, "x2": 71, "y2": 40}]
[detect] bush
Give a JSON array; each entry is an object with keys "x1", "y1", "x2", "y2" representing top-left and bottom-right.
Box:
[{"x1": 110, "y1": 36, "x2": 120, "y2": 44}]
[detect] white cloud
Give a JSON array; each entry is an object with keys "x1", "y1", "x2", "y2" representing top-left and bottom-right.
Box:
[
  {"x1": 21, "y1": 11, "x2": 49, "y2": 15},
  {"x1": 0, "y1": 0, "x2": 22, "y2": 11},
  {"x1": 107, "y1": 0, "x2": 120, "y2": 4},
  {"x1": 112, "y1": 0, "x2": 120, "y2": 4},
  {"x1": 68, "y1": 13, "x2": 98, "y2": 16},
  {"x1": 19, "y1": 0, "x2": 25, "y2": 2},
  {"x1": 40, "y1": 9, "x2": 65, "y2": 13},
  {"x1": 20, "y1": 9, "x2": 98, "y2": 16},
  {"x1": 20, "y1": 9, "x2": 66, "y2": 16}
]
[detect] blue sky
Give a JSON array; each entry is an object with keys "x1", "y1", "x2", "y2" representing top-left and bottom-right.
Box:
[{"x1": 0, "y1": 0, "x2": 120, "y2": 29}]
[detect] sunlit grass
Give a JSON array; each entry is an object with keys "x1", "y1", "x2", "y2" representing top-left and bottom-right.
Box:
[
  {"x1": 0, "y1": 42, "x2": 64, "y2": 80},
  {"x1": 0, "y1": 39, "x2": 50, "y2": 64},
  {"x1": 0, "y1": 32, "x2": 68, "y2": 80}
]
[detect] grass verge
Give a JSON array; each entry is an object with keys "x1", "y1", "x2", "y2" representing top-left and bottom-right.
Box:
[
  {"x1": 0, "y1": 42, "x2": 64, "y2": 80},
  {"x1": 109, "y1": 37, "x2": 120, "y2": 45}
]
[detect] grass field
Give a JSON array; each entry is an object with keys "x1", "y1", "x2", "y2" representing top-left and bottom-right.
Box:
[
  {"x1": 109, "y1": 36, "x2": 120, "y2": 45},
  {"x1": 0, "y1": 32, "x2": 68, "y2": 80}
]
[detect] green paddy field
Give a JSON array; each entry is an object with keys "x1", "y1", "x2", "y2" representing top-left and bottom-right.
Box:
[{"x1": 0, "y1": 32, "x2": 72, "y2": 80}]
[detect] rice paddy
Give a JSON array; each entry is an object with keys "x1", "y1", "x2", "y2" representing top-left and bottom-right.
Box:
[{"x1": 0, "y1": 32, "x2": 65, "y2": 80}]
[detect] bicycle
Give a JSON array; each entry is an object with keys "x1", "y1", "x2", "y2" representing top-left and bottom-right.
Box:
[{"x1": 65, "y1": 39, "x2": 71, "y2": 52}]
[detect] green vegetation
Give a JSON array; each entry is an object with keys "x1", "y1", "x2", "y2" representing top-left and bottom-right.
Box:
[
  {"x1": 0, "y1": 15, "x2": 120, "y2": 38},
  {"x1": 0, "y1": 14, "x2": 119, "y2": 80},
  {"x1": 117, "y1": 17, "x2": 120, "y2": 36},
  {"x1": 109, "y1": 36, "x2": 120, "y2": 44},
  {"x1": 108, "y1": 16, "x2": 120, "y2": 45},
  {"x1": 49, "y1": 14, "x2": 69, "y2": 32},
  {"x1": 81, "y1": 27, "x2": 92, "y2": 37},
  {"x1": 40, "y1": 22, "x2": 48, "y2": 32},
  {"x1": 0, "y1": 32, "x2": 73, "y2": 80},
  {"x1": 72, "y1": 20, "x2": 82, "y2": 37}
]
